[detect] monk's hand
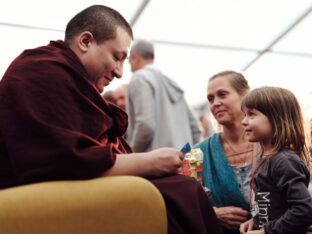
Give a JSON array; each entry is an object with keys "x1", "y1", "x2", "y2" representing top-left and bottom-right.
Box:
[
  {"x1": 147, "y1": 147, "x2": 183, "y2": 177},
  {"x1": 214, "y1": 206, "x2": 251, "y2": 230}
]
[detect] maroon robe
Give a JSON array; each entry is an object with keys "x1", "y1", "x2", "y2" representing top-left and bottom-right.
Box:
[{"x1": 0, "y1": 41, "x2": 222, "y2": 234}]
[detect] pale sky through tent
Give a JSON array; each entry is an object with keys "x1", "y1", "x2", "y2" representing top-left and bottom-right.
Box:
[{"x1": 1, "y1": 0, "x2": 312, "y2": 118}]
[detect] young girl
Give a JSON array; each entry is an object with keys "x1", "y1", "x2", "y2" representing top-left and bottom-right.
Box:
[{"x1": 240, "y1": 86, "x2": 312, "y2": 234}]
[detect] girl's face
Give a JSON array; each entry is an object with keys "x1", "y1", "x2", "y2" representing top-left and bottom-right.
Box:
[
  {"x1": 207, "y1": 76, "x2": 244, "y2": 125},
  {"x1": 242, "y1": 108, "x2": 273, "y2": 147}
]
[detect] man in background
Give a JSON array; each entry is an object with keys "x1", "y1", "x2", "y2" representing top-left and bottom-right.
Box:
[
  {"x1": 127, "y1": 40, "x2": 201, "y2": 152},
  {"x1": 193, "y1": 102, "x2": 215, "y2": 140},
  {"x1": 114, "y1": 84, "x2": 128, "y2": 111},
  {"x1": 102, "y1": 90, "x2": 117, "y2": 104}
]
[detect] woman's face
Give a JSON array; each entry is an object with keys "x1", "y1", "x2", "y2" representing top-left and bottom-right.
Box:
[{"x1": 207, "y1": 76, "x2": 245, "y2": 126}]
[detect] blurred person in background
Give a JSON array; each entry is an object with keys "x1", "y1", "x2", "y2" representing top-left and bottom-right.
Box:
[
  {"x1": 114, "y1": 84, "x2": 128, "y2": 111},
  {"x1": 102, "y1": 90, "x2": 116, "y2": 104},
  {"x1": 127, "y1": 40, "x2": 201, "y2": 152},
  {"x1": 193, "y1": 102, "x2": 215, "y2": 140}
]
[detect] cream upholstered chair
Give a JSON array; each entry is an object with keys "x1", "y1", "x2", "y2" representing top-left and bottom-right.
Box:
[{"x1": 0, "y1": 176, "x2": 167, "y2": 234}]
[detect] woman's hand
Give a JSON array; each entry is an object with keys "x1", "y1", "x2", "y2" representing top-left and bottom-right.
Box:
[
  {"x1": 307, "y1": 224, "x2": 312, "y2": 234},
  {"x1": 214, "y1": 206, "x2": 251, "y2": 230},
  {"x1": 240, "y1": 219, "x2": 253, "y2": 233}
]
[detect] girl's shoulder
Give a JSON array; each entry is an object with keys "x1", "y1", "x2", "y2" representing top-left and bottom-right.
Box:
[
  {"x1": 269, "y1": 149, "x2": 309, "y2": 177},
  {"x1": 270, "y1": 149, "x2": 303, "y2": 164}
]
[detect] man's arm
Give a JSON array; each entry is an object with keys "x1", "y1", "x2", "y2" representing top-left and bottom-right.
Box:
[
  {"x1": 102, "y1": 148, "x2": 183, "y2": 178},
  {"x1": 127, "y1": 76, "x2": 156, "y2": 152}
]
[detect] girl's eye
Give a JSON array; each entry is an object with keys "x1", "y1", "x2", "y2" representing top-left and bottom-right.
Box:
[{"x1": 247, "y1": 111, "x2": 254, "y2": 116}]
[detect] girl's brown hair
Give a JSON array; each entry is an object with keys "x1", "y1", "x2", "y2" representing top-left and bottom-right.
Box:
[{"x1": 242, "y1": 86, "x2": 311, "y2": 167}]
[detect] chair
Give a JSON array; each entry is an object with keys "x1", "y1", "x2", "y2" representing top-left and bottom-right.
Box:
[{"x1": 0, "y1": 176, "x2": 167, "y2": 234}]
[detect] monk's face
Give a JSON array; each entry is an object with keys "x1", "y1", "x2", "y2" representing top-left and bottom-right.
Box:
[{"x1": 81, "y1": 27, "x2": 132, "y2": 92}]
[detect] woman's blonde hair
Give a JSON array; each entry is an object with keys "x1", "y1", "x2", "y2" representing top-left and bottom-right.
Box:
[
  {"x1": 242, "y1": 86, "x2": 311, "y2": 167},
  {"x1": 209, "y1": 70, "x2": 250, "y2": 96}
]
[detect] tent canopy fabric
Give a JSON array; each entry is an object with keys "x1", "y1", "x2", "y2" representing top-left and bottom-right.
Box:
[{"x1": 1, "y1": 0, "x2": 312, "y2": 117}]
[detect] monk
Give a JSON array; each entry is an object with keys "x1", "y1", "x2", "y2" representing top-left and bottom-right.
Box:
[{"x1": 0, "y1": 5, "x2": 222, "y2": 234}]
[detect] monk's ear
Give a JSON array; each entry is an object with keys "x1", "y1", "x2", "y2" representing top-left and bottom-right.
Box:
[{"x1": 77, "y1": 32, "x2": 94, "y2": 52}]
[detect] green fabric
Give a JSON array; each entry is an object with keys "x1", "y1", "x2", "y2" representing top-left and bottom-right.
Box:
[{"x1": 195, "y1": 133, "x2": 249, "y2": 210}]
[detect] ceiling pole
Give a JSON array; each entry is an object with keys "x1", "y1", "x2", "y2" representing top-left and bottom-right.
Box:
[
  {"x1": 129, "y1": 0, "x2": 151, "y2": 27},
  {"x1": 131, "y1": 38, "x2": 312, "y2": 58},
  {"x1": 0, "y1": 22, "x2": 63, "y2": 32},
  {"x1": 150, "y1": 39, "x2": 258, "y2": 53},
  {"x1": 242, "y1": 3, "x2": 312, "y2": 71},
  {"x1": 0, "y1": 1, "x2": 152, "y2": 32}
]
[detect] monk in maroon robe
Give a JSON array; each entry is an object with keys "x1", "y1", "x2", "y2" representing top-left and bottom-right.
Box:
[{"x1": 0, "y1": 5, "x2": 222, "y2": 234}]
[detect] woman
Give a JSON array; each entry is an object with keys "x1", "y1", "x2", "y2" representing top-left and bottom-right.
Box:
[{"x1": 195, "y1": 71, "x2": 261, "y2": 234}]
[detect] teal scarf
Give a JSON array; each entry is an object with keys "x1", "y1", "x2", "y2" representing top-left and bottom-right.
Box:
[{"x1": 195, "y1": 133, "x2": 249, "y2": 210}]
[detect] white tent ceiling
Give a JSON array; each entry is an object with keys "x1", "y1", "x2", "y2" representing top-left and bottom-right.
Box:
[{"x1": 1, "y1": 0, "x2": 312, "y2": 117}]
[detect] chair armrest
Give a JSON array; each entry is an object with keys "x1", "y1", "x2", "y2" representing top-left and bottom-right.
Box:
[{"x1": 0, "y1": 176, "x2": 167, "y2": 234}]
